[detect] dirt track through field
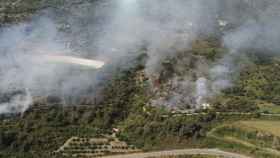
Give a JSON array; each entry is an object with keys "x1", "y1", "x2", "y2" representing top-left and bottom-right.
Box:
[{"x1": 102, "y1": 149, "x2": 251, "y2": 158}]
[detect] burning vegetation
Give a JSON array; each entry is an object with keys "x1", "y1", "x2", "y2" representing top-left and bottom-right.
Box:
[{"x1": 0, "y1": 0, "x2": 280, "y2": 158}]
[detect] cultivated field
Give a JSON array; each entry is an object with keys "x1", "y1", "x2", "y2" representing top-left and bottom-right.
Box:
[
  {"x1": 239, "y1": 121, "x2": 280, "y2": 137},
  {"x1": 207, "y1": 120, "x2": 280, "y2": 158}
]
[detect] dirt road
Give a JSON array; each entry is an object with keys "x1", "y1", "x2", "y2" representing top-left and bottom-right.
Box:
[{"x1": 102, "y1": 149, "x2": 251, "y2": 158}]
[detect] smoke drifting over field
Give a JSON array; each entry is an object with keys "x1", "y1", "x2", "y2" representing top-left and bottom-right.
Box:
[{"x1": 0, "y1": 0, "x2": 280, "y2": 113}]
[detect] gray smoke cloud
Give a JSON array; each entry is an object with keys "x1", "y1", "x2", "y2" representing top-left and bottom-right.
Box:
[
  {"x1": 91, "y1": 0, "x2": 219, "y2": 109},
  {"x1": 1, "y1": 0, "x2": 280, "y2": 113},
  {"x1": 146, "y1": 0, "x2": 280, "y2": 108},
  {"x1": 0, "y1": 0, "x2": 219, "y2": 113},
  {"x1": 0, "y1": 90, "x2": 32, "y2": 114},
  {"x1": 224, "y1": 2, "x2": 280, "y2": 53},
  {"x1": 209, "y1": 0, "x2": 280, "y2": 101},
  {"x1": 0, "y1": 16, "x2": 104, "y2": 114}
]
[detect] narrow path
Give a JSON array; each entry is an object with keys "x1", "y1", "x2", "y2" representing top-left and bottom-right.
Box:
[
  {"x1": 102, "y1": 149, "x2": 251, "y2": 158},
  {"x1": 164, "y1": 112, "x2": 280, "y2": 118},
  {"x1": 207, "y1": 125, "x2": 280, "y2": 156}
]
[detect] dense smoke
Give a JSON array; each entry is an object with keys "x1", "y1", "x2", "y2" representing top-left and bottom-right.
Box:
[
  {"x1": 97, "y1": 0, "x2": 218, "y2": 74},
  {"x1": 1, "y1": 0, "x2": 280, "y2": 113},
  {"x1": 224, "y1": 1, "x2": 280, "y2": 52},
  {"x1": 210, "y1": 0, "x2": 280, "y2": 104},
  {"x1": 89, "y1": 0, "x2": 219, "y2": 108},
  {"x1": 0, "y1": 17, "x2": 104, "y2": 114},
  {"x1": 145, "y1": 0, "x2": 280, "y2": 108}
]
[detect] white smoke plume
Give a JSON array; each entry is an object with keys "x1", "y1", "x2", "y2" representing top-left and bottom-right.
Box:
[
  {"x1": 209, "y1": 0, "x2": 280, "y2": 100},
  {"x1": 143, "y1": 0, "x2": 280, "y2": 108},
  {"x1": 0, "y1": 89, "x2": 32, "y2": 114},
  {"x1": 224, "y1": 3, "x2": 280, "y2": 53},
  {"x1": 1, "y1": 0, "x2": 280, "y2": 113},
  {"x1": 0, "y1": 0, "x2": 219, "y2": 113},
  {"x1": 0, "y1": 16, "x2": 105, "y2": 114},
  {"x1": 89, "y1": 0, "x2": 219, "y2": 108},
  {"x1": 195, "y1": 78, "x2": 208, "y2": 107}
]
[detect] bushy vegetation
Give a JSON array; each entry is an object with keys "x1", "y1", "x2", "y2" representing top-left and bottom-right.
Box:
[
  {"x1": 1, "y1": 37, "x2": 280, "y2": 158},
  {"x1": 0, "y1": 57, "x2": 146, "y2": 157},
  {"x1": 119, "y1": 111, "x2": 218, "y2": 150},
  {"x1": 0, "y1": 52, "x2": 220, "y2": 157},
  {"x1": 211, "y1": 55, "x2": 280, "y2": 113},
  {"x1": 1, "y1": 1, "x2": 280, "y2": 158},
  {"x1": 1, "y1": 33, "x2": 280, "y2": 158}
]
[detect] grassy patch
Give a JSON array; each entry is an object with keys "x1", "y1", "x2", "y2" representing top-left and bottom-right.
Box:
[
  {"x1": 207, "y1": 120, "x2": 280, "y2": 158},
  {"x1": 239, "y1": 121, "x2": 280, "y2": 137}
]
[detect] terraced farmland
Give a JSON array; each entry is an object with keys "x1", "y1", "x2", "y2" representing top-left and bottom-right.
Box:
[
  {"x1": 239, "y1": 121, "x2": 280, "y2": 137},
  {"x1": 207, "y1": 120, "x2": 280, "y2": 158},
  {"x1": 54, "y1": 136, "x2": 140, "y2": 157}
]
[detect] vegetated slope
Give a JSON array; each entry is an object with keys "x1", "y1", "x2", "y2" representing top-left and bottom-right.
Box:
[
  {"x1": 149, "y1": 37, "x2": 226, "y2": 108},
  {"x1": 0, "y1": 0, "x2": 97, "y2": 24},
  {"x1": 0, "y1": 59, "x2": 147, "y2": 157},
  {"x1": 1, "y1": 26, "x2": 280, "y2": 158},
  {"x1": 1, "y1": 0, "x2": 280, "y2": 158},
  {"x1": 0, "y1": 0, "x2": 40, "y2": 23},
  {"x1": 211, "y1": 56, "x2": 280, "y2": 113},
  {"x1": 0, "y1": 36, "x2": 224, "y2": 157}
]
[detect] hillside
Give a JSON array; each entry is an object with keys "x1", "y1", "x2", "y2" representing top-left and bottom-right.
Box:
[{"x1": 1, "y1": 0, "x2": 280, "y2": 158}]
